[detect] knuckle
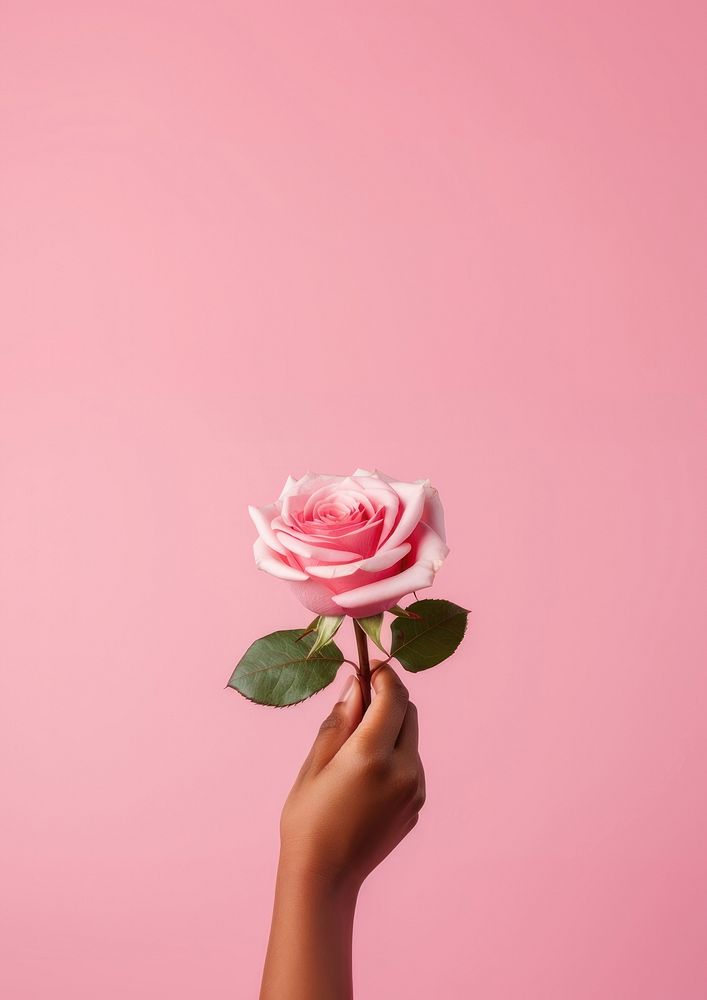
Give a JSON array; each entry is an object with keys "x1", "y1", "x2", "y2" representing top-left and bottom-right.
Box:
[
  {"x1": 412, "y1": 784, "x2": 427, "y2": 810},
  {"x1": 400, "y1": 765, "x2": 420, "y2": 795},
  {"x1": 318, "y1": 709, "x2": 344, "y2": 737},
  {"x1": 362, "y1": 749, "x2": 392, "y2": 779},
  {"x1": 378, "y1": 664, "x2": 409, "y2": 700},
  {"x1": 390, "y1": 685, "x2": 410, "y2": 712}
]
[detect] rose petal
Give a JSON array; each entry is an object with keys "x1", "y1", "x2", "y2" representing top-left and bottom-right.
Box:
[
  {"x1": 421, "y1": 484, "x2": 446, "y2": 543},
  {"x1": 273, "y1": 507, "x2": 386, "y2": 559},
  {"x1": 342, "y1": 478, "x2": 399, "y2": 540},
  {"x1": 272, "y1": 505, "x2": 384, "y2": 541},
  {"x1": 304, "y1": 562, "x2": 364, "y2": 579},
  {"x1": 309, "y1": 488, "x2": 376, "y2": 520},
  {"x1": 287, "y1": 578, "x2": 347, "y2": 617},
  {"x1": 305, "y1": 542, "x2": 412, "y2": 579},
  {"x1": 253, "y1": 537, "x2": 309, "y2": 581},
  {"x1": 377, "y1": 481, "x2": 425, "y2": 550},
  {"x1": 332, "y1": 562, "x2": 436, "y2": 612},
  {"x1": 371, "y1": 469, "x2": 399, "y2": 482},
  {"x1": 275, "y1": 532, "x2": 361, "y2": 563},
  {"x1": 332, "y1": 520, "x2": 449, "y2": 613},
  {"x1": 248, "y1": 503, "x2": 288, "y2": 555},
  {"x1": 278, "y1": 475, "x2": 299, "y2": 500},
  {"x1": 280, "y1": 474, "x2": 346, "y2": 522},
  {"x1": 409, "y1": 519, "x2": 450, "y2": 571},
  {"x1": 358, "y1": 541, "x2": 412, "y2": 572}
]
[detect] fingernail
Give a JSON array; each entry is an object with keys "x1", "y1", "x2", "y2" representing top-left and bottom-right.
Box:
[
  {"x1": 337, "y1": 674, "x2": 356, "y2": 703},
  {"x1": 370, "y1": 667, "x2": 381, "y2": 698}
]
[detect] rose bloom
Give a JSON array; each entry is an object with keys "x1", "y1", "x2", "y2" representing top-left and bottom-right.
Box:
[{"x1": 248, "y1": 468, "x2": 449, "y2": 619}]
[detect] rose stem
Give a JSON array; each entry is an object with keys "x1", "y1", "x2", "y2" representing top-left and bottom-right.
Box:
[{"x1": 352, "y1": 619, "x2": 372, "y2": 711}]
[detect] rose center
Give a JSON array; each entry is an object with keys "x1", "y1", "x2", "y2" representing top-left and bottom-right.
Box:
[{"x1": 316, "y1": 501, "x2": 364, "y2": 523}]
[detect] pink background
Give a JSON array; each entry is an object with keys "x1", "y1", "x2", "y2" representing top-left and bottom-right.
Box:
[{"x1": 2, "y1": 2, "x2": 706, "y2": 998}]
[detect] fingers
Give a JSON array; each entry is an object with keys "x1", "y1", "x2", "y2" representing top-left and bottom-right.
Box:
[
  {"x1": 395, "y1": 699, "x2": 419, "y2": 753},
  {"x1": 355, "y1": 662, "x2": 410, "y2": 751},
  {"x1": 395, "y1": 701, "x2": 426, "y2": 813},
  {"x1": 300, "y1": 672, "x2": 363, "y2": 776},
  {"x1": 414, "y1": 757, "x2": 426, "y2": 812},
  {"x1": 403, "y1": 813, "x2": 420, "y2": 837}
]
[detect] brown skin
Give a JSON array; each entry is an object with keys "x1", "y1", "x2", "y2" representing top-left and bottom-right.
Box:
[{"x1": 260, "y1": 662, "x2": 426, "y2": 1000}]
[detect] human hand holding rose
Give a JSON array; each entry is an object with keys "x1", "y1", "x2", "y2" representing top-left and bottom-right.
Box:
[{"x1": 229, "y1": 469, "x2": 469, "y2": 707}]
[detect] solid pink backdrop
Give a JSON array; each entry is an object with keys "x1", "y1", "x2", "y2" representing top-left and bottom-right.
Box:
[{"x1": 1, "y1": 2, "x2": 706, "y2": 998}]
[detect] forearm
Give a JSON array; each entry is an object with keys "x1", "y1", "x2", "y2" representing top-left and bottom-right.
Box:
[{"x1": 260, "y1": 853, "x2": 359, "y2": 1000}]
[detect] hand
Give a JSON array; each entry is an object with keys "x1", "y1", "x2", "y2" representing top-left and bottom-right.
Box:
[
  {"x1": 260, "y1": 664, "x2": 426, "y2": 999},
  {"x1": 279, "y1": 662, "x2": 426, "y2": 894}
]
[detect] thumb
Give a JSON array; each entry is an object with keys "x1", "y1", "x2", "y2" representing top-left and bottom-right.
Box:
[{"x1": 304, "y1": 672, "x2": 363, "y2": 775}]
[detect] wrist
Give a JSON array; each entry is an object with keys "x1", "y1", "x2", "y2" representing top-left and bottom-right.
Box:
[{"x1": 277, "y1": 846, "x2": 361, "y2": 910}]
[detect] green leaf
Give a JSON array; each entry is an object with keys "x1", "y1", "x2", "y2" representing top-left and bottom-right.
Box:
[
  {"x1": 390, "y1": 599, "x2": 469, "y2": 672},
  {"x1": 356, "y1": 613, "x2": 387, "y2": 653},
  {"x1": 388, "y1": 604, "x2": 421, "y2": 619},
  {"x1": 229, "y1": 629, "x2": 343, "y2": 706},
  {"x1": 307, "y1": 615, "x2": 344, "y2": 658}
]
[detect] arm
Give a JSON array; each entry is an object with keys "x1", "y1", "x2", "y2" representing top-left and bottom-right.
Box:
[
  {"x1": 260, "y1": 664, "x2": 426, "y2": 1000},
  {"x1": 261, "y1": 851, "x2": 358, "y2": 1000}
]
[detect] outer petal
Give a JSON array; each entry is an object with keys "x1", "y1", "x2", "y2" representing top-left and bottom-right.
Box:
[
  {"x1": 354, "y1": 468, "x2": 400, "y2": 483},
  {"x1": 332, "y1": 521, "x2": 449, "y2": 615},
  {"x1": 287, "y1": 578, "x2": 349, "y2": 617},
  {"x1": 253, "y1": 537, "x2": 309, "y2": 581},
  {"x1": 287, "y1": 471, "x2": 344, "y2": 496},
  {"x1": 278, "y1": 475, "x2": 299, "y2": 500},
  {"x1": 420, "y1": 483, "x2": 446, "y2": 542},
  {"x1": 358, "y1": 541, "x2": 412, "y2": 571},
  {"x1": 410, "y1": 520, "x2": 450, "y2": 571},
  {"x1": 305, "y1": 542, "x2": 412, "y2": 579},
  {"x1": 377, "y1": 481, "x2": 426, "y2": 550},
  {"x1": 276, "y1": 531, "x2": 360, "y2": 563},
  {"x1": 332, "y1": 563, "x2": 436, "y2": 615},
  {"x1": 248, "y1": 503, "x2": 288, "y2": 555}
]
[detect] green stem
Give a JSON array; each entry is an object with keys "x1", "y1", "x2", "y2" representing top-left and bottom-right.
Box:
[{"x1": 352, "y1": 619, "x2": 372, "y2": 711}]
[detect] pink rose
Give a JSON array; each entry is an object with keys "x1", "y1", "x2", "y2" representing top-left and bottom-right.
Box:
[{"x1": 248, "y1": 468, "x2": 449, "y2": 618}]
